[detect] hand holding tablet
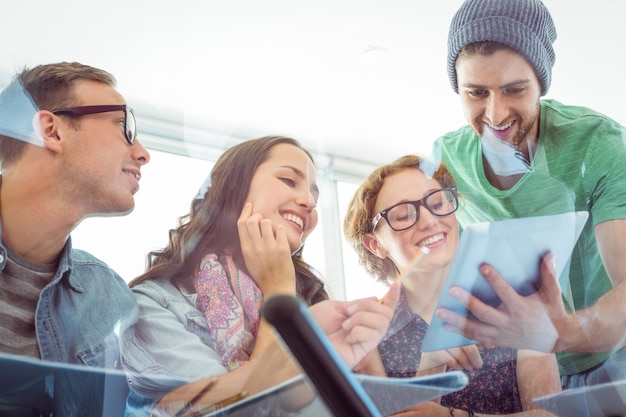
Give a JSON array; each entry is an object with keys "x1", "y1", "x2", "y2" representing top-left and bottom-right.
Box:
[{"x1": 421, "y1": 211, "x2": 589, "y2": 352}]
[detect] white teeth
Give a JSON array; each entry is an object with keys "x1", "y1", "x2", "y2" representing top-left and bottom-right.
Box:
[
  {"x1": 126, "y1": 171, "x2": 140, "y2": 181},
  {"x1": 489, "y1": 122, "x2": 512, "y2": 131},
  {"x1": 283, "y1": 213, "x2": 303, "y2": 229},
  {"x1": 419, "y1": 233, "x2": 443, "y2": 246}
]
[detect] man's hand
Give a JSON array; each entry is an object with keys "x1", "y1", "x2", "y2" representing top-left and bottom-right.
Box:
[{"x1": 435, "y1": 253, "x2": 564, "y2": 353}]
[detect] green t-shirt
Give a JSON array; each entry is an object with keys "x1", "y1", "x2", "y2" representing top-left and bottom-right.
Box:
[{"x1": 435, "y1": 99, "x2": 626, "y2": 375}]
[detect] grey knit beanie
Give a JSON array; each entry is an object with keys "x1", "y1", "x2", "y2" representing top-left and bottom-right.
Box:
[{"x1": 447, "y1": 0, "x2": 557, "y2": 96}]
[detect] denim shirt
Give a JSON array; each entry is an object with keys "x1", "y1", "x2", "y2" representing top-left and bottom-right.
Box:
[
  {"x1": 121, "y1": 277, "x2": 337, "y2": 417},
  {"x1": 0, "y1": 222, "x2": 139, "y2": 416},
  {"x1": 121, "y1": 276, "x2": 227, "y2": 400},
  {"x1": 0, "y1": 233, "x2": 139, "y2": 368}
]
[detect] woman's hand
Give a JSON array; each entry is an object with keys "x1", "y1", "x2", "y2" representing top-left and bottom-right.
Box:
[
  {"x1": 353, "y1": 348, "x2": 387, "y2": 376},
  {"x1": 237, "y1": 202, "x2": 296, "y2": 295},
  {"x1": 310, "y1": 281, "x2": 401, "y2": 367},
  {"x1": 418, "y1": 345, "x2": 483, "y2": 376}
]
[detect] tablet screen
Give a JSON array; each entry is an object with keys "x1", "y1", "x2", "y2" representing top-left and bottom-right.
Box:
[{"x1": 421, "y1": 211, "x2": 588, "y2": 352}]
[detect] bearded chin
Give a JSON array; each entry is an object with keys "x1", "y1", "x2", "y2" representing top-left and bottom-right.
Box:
[
  {"x1": 513, "y1": 105, "x2": 540, "y2": 148},
  {"x1": 524, "y1": 103, "x2": 540, "y2": 140}
]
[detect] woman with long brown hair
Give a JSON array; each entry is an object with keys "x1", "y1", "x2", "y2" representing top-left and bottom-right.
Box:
[{"x1": 122, "y1": 136, "x2": 399, "y2": 416}]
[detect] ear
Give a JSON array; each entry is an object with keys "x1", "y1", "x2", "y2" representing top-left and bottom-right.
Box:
[
  {"x1": 363, "y1": 233, "x2": 388, "y2": 259},
  {"x1": 37, "y1": 110, "x2": 64, "y2": 155}
]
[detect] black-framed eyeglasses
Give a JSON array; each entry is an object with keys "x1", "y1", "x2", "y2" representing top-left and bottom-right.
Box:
[
  {"x1": 51, "y1": 105, "x2": 137, "y2": 145},
  {"x1": 371, "y1": 187, "x2": 458, "y2": 232}
]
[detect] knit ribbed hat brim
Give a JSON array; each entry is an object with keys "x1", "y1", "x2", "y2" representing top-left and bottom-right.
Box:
[{"x1": 447, "y1": 0, "x2": 557, "y2": 96}]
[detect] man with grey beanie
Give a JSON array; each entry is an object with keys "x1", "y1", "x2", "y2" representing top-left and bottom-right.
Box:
[{"x1": 431, "y1": 0, "x2": 626, "y2": 390}]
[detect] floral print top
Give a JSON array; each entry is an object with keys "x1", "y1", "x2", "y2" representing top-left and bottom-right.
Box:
[{"x1": 378, "y1": 291, "x2": 523, "y2": 414}]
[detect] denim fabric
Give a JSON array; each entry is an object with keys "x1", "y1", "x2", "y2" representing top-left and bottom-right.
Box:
[
  {"x1": 0, "y1": 232, "x2": 138, "y2": 367},
  {"x1": 125, "y1": 390, "x2": 155, "y2": 417},
  {"x1": 0, "y1": 224, "x2": 139, "y2": 416},
  {"x1": 32, "y1": 244, "x2": 138, "y2": 367},
  {"x1": 121, "y1": 276, "x2": 228, "y2": 401}
]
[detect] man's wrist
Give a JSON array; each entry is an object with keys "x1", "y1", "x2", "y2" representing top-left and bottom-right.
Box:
[
  {"x1": 552, "y1": 312, "x2": 584, "y2": 353},
  {"x1": 551, "y1": 316, "x2": 567, "y2": 352}
]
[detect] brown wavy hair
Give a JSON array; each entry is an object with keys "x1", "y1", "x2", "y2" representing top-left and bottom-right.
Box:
[
  {"x1": 343, "y1": 155, "x2": 456, "y2": 284},
  {"x1": 130, "y1": 135, "x2": 328, "y2": 305}
]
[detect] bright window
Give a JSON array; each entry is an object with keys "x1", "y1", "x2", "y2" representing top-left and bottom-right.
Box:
[
  {"x1": 337, "y1": 181, "x2": 388, "y2": 301},
  {"x1": 71, "y1": 149, "x2": 214, "y2": 283},
  {"x1": 71, "y1": 148, "x2": 384, "y2": 302}
]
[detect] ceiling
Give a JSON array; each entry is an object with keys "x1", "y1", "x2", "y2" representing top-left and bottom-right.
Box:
[{"x1": 2, "y1": 0, "x2": 625, "y2": 167}]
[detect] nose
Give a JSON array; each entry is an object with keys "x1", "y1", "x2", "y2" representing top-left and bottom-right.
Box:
[
  {"x1": 131, "y1": 139, "x2": 151, "y2": 165},
  {"x1": 297, "y1": 188, "x2": 317, "y2": 211},
  {"x1": 296, "y1": 189, "x2": 318, "y2": 236},
  {"x1": 417, "y1": 205, "x2": 437, "y2": 229},
  {"x1": 484, "y1": 92, "x2": 508, "y2": 125}
]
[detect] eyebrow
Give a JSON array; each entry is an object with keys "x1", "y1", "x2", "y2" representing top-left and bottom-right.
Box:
[
  {"x1": 282, "y1": 165, "x2": 320, "y2": 197},
  {"x1": 461, "y1": 78, "x2": 532, "y2": 90},
  {"x1": 382, "y1": 187, "x2": 443, "y2": 207}
]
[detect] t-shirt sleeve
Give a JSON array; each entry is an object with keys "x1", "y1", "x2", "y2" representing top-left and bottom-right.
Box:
[{"x1": 585, "y1": 122, "x2": 626, "y2": 225}]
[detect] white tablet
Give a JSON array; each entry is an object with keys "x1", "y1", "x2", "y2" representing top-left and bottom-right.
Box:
[{"x1": 421, "y1": 211, "x2": 589, "y2": 352}]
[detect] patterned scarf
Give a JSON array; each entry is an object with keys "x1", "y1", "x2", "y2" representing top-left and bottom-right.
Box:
[{"x1": 195, "y1": 253, "x2": 263, "y2": 370}]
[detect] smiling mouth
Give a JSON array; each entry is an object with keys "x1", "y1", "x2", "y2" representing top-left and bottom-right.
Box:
[
  {"x1": 488, "y1": 121, "x2": 513, "y2": 131},
  {"x1": 282, "y1": 212, "x2": 304, "y2": 230},
  {"x1": 123, "y1": 169, "x2": 141, "y2": 181},
  {"x1": 486, "y1": 121, "x2": 515, "y2": 141},
  {"x1": 417, "y1": 233, "x2": 444, "y2": 247}
]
